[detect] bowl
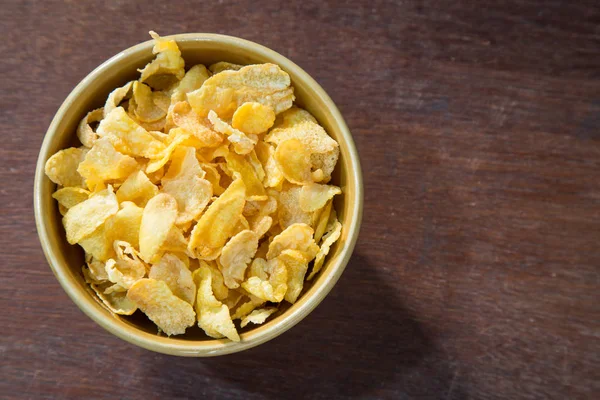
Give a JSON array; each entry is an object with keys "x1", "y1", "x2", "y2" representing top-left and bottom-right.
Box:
[{"x1": 34, "y1": 33, "x2": 363, "y2": 356}]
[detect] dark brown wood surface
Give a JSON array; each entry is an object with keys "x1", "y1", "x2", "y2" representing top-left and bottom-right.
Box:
[{"x1": 1, "y1": 1, "x2": 599, "y2": 399}]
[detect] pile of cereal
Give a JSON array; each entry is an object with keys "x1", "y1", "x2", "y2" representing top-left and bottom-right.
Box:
[{"x1": 44, "y1": 32, "x2": 342, "y2": 340}]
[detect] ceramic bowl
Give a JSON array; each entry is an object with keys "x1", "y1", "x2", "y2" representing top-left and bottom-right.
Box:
[{"x1": 34, "y1": 33, "x2": 363, "y2": 356}]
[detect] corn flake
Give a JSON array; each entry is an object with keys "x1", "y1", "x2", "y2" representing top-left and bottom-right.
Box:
[
  {"x1": 311, "y1": 147, "x2": 340, "y2": 183},
  {"x1": 77, "y1": 108, "x2": 104, "y2": 148},
  {"x1": 266, "y1": 120, "x2": 338, "y2": 154},
  {"x1": 248, "y1": 257, "x2": 269, "y2": 281},
  {"x1": 278, "y1": 185, "x2": 312, "y2": 229},
  {"x1": 145, "y1": 128, "x2": 192, "y2": 174},
  {"x1": 208, "y1": 110, "x2": 257, "y2": 155},
  {"x1": 92, "y1": 282, "x2": 137, "y2": 315},
  {"x1": 279, "y1": 249, "x2": 309, "y2": 304},
  {"x1": 244, "y1": 157, "x2": 263, "y2": 189},
  {"x1": 188, "y1": 63, "x2": 294, "y2": 119},
  {"x1": 274, "y1": 107, "x2": 317, "y2": 128},
  {"x1": 232, "y1": 102, "x2": 276, "y2": 134},
  {"x1": 85, "y1": 259, "x2": 108, "y2": 283},
  {"x1": 255, "y1": 141, "x2": 284, "y2": 188},
  {"x1": 219, "y1": 230, "x2": 259, "y2": 289},
  {"x1": 105, "y1": 201, "x2": 144, "y2": 249},
  {"x1": 160, "y1": 224, "x2": 187, "y2": 249},
  {"x1": 197, "y1": 144, "x2": 230, "y2": 163},
  {"x1": 193, "y1": 265, "x2": 240, "y2": 341},
  {"x1": 114, "y1": 240, "x2": 144, "y2": 265},
  {"x1": 133, "y1": 114, "x2": 167, "y2": 133},
  {"x1": 269, "y1": 110, "x2": 341, "y2": 182},
  {"x1": 162, "y1": 147, "x2": 212, "y2": 225},
  {"x1": 105, "y1": 253, "x2": 146, "y2": 291},
  {"x1": 275, "y1": 139, "x2": 312, "y2": 185},
  {"x1": 299, "y1": 183, "x2": 341, "y2": 212},
  {"x1": 45, "y1": 147, "x2": 88, "y2": 188},
  {"x1": 52, "y1": 187, "x2": 90, "y2": 210},
  {"x1": 266, "y1": 223, "x2": 318, "y2": 261},
  {"x1": 77, "y1": 138, "x2": 138, "y2": 190},
  {"x1": 131, "y1": 81, "x2": 167, "y2": 122},
  {"x1": 201, "y1": 261, "x2": 229, "y2": 301},
  {"x1": 171, "y1": 101, "x2": 223, "y2": 148},
  {"x1": 115, "y1": 170, "x2": 159, "y2": 207},
  {"x1": 250, "y1": 215, "x2": 273, "y2": 239},
  {"x1": 242, "y1": 257, "x2": 288, "y2": 302},
  {"x1": 171, "y1": 64, "x2": 210, "y2": 104},
  {"x1": 240, "y1": 307, "x2": 278, "y2": 328},
  {"x1": 188, "y1": 177, "x2": 246, "y2": 259},
  {"x1": 138, "y1": 31, "x2": 185, "y2": 90},
  {"x1": 231, "y1": 297, "x2": 265, "y2": 320},
  {"x1": 225, "y1": 152, "x2": 267, "y2": 201},
  {"x1": 209, "y1": 61, "x2": 244, "y2": 74},
  {"x1": 79, "y1": 224, "x2": 114, "y2": 262},
  {"x1": 104, "y1": 81, "x2": 133, "y2": 118},
  {"x1": 202, "y1": 163, "x2": 226, "y2": 196},
  {"x1": 149, "y1": 253, "x2": 196, "y2": 305},
  {"x1": 139, "y1": 193, "x2": 178, "y2": 263},
  {"x1": 308, "y1": 220, "x2": 342, "y2": 280},
  {"x1": 313, "y1": 200, "x2": 332, "y2": 243},
  {"x1": 222, "y1": 289, "x2": 245, "y2": 311},
  {"x1": 127, "y1": 278, "x2": 195, "y2": 335},
  {"x1": 97, "y1": 107, "x2": 165, "y2": 158},
  {"x1": 63, "y1": 186, "x2": 119, "y2": 244}
]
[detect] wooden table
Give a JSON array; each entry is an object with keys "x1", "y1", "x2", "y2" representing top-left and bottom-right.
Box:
[{"x1": 1, "y1": 1, "x2": 598, "y2": 399}]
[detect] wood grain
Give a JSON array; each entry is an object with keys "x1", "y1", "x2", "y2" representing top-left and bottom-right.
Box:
[{"x1": 1, "y1": 1, "x2": 599, "y2": 399}]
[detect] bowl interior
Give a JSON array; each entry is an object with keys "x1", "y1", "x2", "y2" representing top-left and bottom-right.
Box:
[{"x1": 35, "y1": 34, "x2": 362, "y2": 355}]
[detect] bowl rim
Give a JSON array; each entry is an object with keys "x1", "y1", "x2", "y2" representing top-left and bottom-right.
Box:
[{"x1": 34, "y1": 33, "x2": 363, "y2": 356}]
